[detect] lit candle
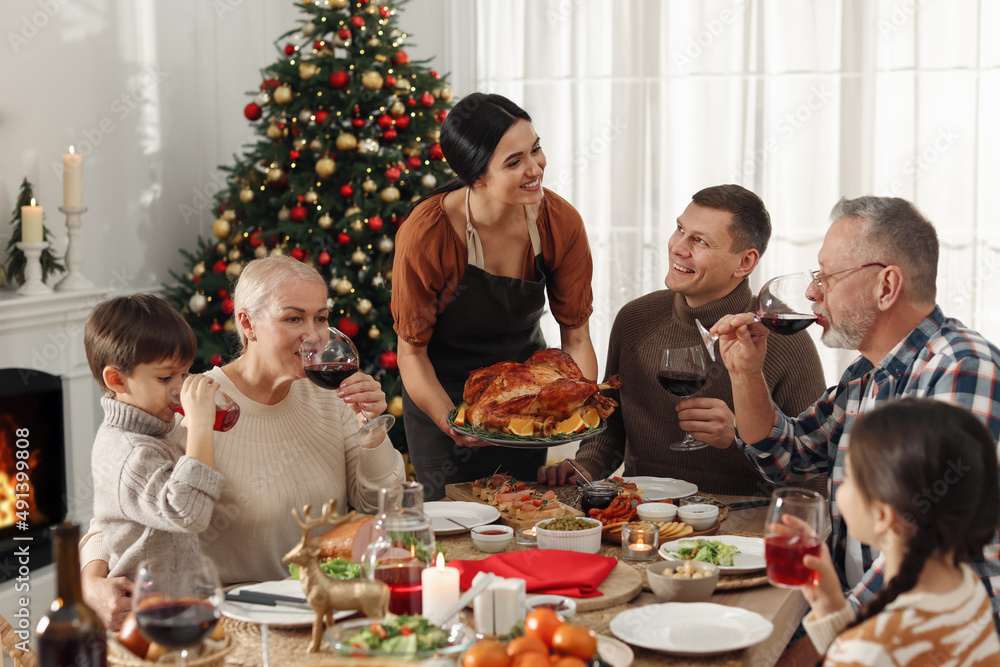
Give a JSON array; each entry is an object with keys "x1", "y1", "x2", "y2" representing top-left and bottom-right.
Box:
[
  {"x1": 622, "y1": 522, "x2": 659, "y2": 562},
  {"x1": 21, "y1": 198, "x2": 43, "y2": 243},
  {"x1": 62, "y1": 146, "x2": 83, "y2": 207},
  {"x1": 421, "y1": 552, "x2": 459, "y2": 621}
]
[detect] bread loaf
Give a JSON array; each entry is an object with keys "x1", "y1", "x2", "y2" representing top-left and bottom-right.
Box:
[{"x1": 316, "y1": 516, "x2": 373, "y2": 561}]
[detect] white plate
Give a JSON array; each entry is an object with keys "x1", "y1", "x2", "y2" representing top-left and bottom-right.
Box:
[
  {"x1": 659, "y1": 535, "x2": 766, "y2": 574},
  {"x1": 222, "y1": 580, "x2": 354, "y2": 627},
  {"x1": 610, "y1": 603, "x2": 773, "y2": 656},
  {"x1": 620, "y1": 476, "x2": 698, "y2": 501},
  {"x1": 425, "y1": 501, "x2": 501, "y2": 536},
  {"x1": 597, "y1": 634, "x2": 634, "y2": 667}
]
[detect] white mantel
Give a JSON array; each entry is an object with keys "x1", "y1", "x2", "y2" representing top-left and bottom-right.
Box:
[{"x1": 0, "y1": 287, "x2": 107, "y2": 640}]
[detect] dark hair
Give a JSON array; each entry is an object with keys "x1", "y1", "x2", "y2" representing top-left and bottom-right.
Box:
[
  {"x1": 691, "y1": 184, "x2": 771, "y2": 257},
  {"x1": 406, "y1": 93, "x2": 532, "y2": 214},
  {"x1": 845, "y1": 398, "x2": 999, "y2": 628},
  {"x1": 84, "y1": 294, "x2": 197, "y2": 396},
  {"x1": 829, "y1": 196, "x2": 939, "y2": 305}
]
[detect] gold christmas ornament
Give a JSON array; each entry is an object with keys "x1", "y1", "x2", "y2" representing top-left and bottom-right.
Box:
[
  {"x1": 255, "y1": 245, "x2": 269, "y2": 259},
  {"x1": 362, "y1": 179, "x2": 378, "y2": 193},
  {"x1": 329, "y1": 0, "x2": 346, "y2": 7},
  {"x1": 318, "y1": 213, "x2": 334, "y2": 229},
  {"x1": 428, "y1": 128, "x2": 441, "y2": 142},
  {"x1": 345, "y1": 206, "x2": 362, "y2": 218},
  {"x1": 273, "y1": 85, "x2": 294, "y2": 105},
  {"x1": 299, "y1": 62, "x2": 318, "y2": 80},
  {"x1": 350, "y1": 219, "x2": 364, "y2": 232},
  {"x1": 356, "y1": 298, "x2": 372, "y2": 315},
  {"x1": 298, "y1": 109, "x2": 313, "y2": 123},
  {"x1": 421, "y1": 174, "x2": 437, "y2": 189},
  {"x1": 367, "y1": 37, "x2": 381, "y2": 47},
  {"x1": 188, "y1": 293, "x2": 208, "y2": 314},
  {"x1": 380, "y1": 186, "x2": 400, "y2": 203},
  {"x1": 378, "y1": 237, "x2": 394, "y2": 253},
  {"x1": 367, "y1": 326, "x2": 380, "y2": 340},
  {"x1": 302, "y1": 20, "x2": 316, "y2": 36},
  {"x1": 335, "y1": 278, "x2": 353, "y2": 295},
  {"x1": 228, "y1": 247, "x2": 242, "y2": 262},
  {"x1": 364, "y1": 4, "x2": 377, "y2": 14},
  {"x1": 240, "y1": 187, "x2": 255, "y2": 203},
  {"x1": 388, "y1": 396, "x2": 403, "y2": 418},
  {"x1": 315, "y1": 156, "x2": 336, "y2": 178},
  {"x1": 391, "y1": 101, "x2": 406, "y2": 116},
  {"x1": 302, "y1": 0, "x2": 313, "y2": 5},
  {"x1": 268, "y1": 166, "x2": 285, "y2": 182},
  {"x1": 372, "y1": 274, "x2": 385, "y2": 288},
  {"x1": 439, "y1": 86, "x2": 454, "y2": 103},
  {"x1": 192, "y1": 261, "x2": 206, "y2": 277},
  {"x1": 351, "y1": 248, "x2": 367, "y2": 265},
  {"x1": 295, "y1": 137, "x2": 308, "y2": 150},
  {"x1": 278, "y1": 206, "x2": 291, "y2": 222},
  {"x1": 304, "y1": 190, "x2": 319, "y2": 204},
  {"x1": 270, "y1": 246, "x2": 285, "y2": 257},
  {"x1": 336, "y1": 132, "x2": 359, "y2": 151},
  {"x1": 267, "y1": 123, "x2": 283, "y2": 139},
  {"x1": 309, "y1": 138, "x2": 324, "y2": 152},
  {"x1": 216, "y1": 242, "x2": 228, "y2": 256},
  {"x1": 212, "y1": 217, "x2": 231, "y2": 239},
  {"x1": 224, "y1": 319, "x2": 237, "y2": 333},
  {"x1": 225, "y1": 261, "x2": 244, "y2": 280},
  {"x1": 223, "y1": 209, "x2": 237, "y2": 221},
  {"x1": 361, "y1": 70, "x2": 384, "y2": 91},
  {"x1": 374, "y1": 53, "x2": 387, "y2": 63},
  {"x1": 394, "y1": 78, "x2": 410, "y2": 92}
]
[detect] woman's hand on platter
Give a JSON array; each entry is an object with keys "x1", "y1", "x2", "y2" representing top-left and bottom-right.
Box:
[{"x1": 337, "y1": 372, "x2": 388, "y2": 422}]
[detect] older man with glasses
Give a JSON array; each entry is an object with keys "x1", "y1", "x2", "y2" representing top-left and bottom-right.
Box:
[{"x1": 710, "y1": 195, "x2": 1000, "y2": 637}]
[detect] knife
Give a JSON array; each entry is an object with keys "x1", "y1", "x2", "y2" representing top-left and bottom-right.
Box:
[
  {"x1": 726, "y1": 499, "x2": 772, "y2": 510},
  {"x1": 225, "y1": 590, "x2": 312, "y2": 610}
]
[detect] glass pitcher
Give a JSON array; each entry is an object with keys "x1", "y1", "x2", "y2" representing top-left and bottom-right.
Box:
[{"x1": 362, "y1": 481, "x2": 437, "y2": 615}]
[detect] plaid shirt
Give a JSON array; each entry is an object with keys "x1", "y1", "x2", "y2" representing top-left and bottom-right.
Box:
[{"x1": 737, "y1": 307, "x2": 1000, "y2": 630}]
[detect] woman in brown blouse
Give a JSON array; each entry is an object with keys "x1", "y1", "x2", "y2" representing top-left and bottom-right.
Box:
[{"x1": 391, "y1": 93, "x2": 597, "y2": 500}]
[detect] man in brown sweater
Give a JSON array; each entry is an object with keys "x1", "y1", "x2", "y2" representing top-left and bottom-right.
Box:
[{"x1": 539, "y1": 185, "x2": 827, "y2": 496}]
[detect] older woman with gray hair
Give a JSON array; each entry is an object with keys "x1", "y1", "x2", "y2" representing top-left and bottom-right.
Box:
[{"x1": 80, "y1": 255, "x2": 405, "y2": 630}]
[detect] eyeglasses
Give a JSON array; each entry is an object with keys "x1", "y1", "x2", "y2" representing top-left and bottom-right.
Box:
[{"x1": 810, "y1": 263, "x2": 886, "y2": 291}]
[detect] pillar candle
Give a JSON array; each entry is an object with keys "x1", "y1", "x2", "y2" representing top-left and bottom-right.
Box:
[
  {"x1": 420, "y1": 553, "x2": 459, "y2": 621},
  {"x1": 62, "y1": 146, "x2": 83, "y2": 207},
  {"x1": 21, "y1": 198, "x2": 43, "y2": 243}
]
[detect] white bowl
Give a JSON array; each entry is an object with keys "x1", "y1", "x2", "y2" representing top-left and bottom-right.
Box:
[
  {"x1": 535, "y1": 517, "x2": 602, "y2": 554},
  {"x1": 636, "y1": 502, "x2": 678, "y2": 523},
  {"x1": 646, "y1": 559, "x2": 719, "y2": 602},
  {"x1": 471, "y1": 525, "x2": 514, "y2": 553},
  {"x1": 677, "y1": 503, "x2": 719, "y2": 530},
  {"x1": 524, "y1": 595, "x2": 577, "y2": 621}
]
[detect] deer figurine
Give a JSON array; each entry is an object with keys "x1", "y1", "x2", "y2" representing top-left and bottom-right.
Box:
[{"x1": 282, "y1": 501, "x2": 390, "y2": 653}]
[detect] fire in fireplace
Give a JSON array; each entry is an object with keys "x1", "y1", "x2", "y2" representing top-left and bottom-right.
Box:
[{"x1": 1, "y1": 368, "x2": 67, "y2": 581}]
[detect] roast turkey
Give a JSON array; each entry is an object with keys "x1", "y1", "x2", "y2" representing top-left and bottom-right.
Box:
[{"x1": 462, "y1": 348, "x2": 621, "y2": 435}]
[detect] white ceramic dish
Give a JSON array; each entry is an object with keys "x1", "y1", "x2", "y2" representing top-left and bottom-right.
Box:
[
  {"x1": 646, "y1": 560, "x2": 719, "y2": 603},
  {"x1": 676, "y1": 503, "x2": 718, "y2": 530},
  {"x1": 659, "y1": 535, "x2": 767, "y2": 574},
  {"x1": 424, "y1": 501, "x2": 501, "y2": 536},
  {"x1": 620, "y1": 476, "x2": 698, "y2": 501},
  {"x1": 471, "y1": 525, "x2": 514, "y2": 553},
  {"x1": 535, "y1": 517, "x2": 602, "y2": 554},
  {"x1": 222, "y1": 580, "x2": 354, "y2": 627},
  {"x1": 609, "y1": 602, "x2": 772, "y2": 656},
  {"x1": 525, "y1": 594, "x2": 577, "y2": 620},
  {"x1": 636, "y1": 503, "x2": 678, "y2": 523},
  {"x1": 597, "y1": 634, "x2": 635, "y2": 667}
]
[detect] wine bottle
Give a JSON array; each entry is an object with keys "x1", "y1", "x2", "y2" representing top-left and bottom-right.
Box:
[{"x1": 36, "y1": 521, "x2": 107, "y2": 667}]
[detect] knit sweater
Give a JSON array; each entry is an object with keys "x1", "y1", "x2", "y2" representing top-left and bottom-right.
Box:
[
  {"x1": 82, "y1": 368, "x2": 406, "y2": 585},
  {"x1": 92, "y1": 397, "x2": 225, "y2": 580},
  {"x1": 804, "y1": 564, "x2": 1000, "y2": 666},
  {"x1": 575, "y1": 281, "x2": 828, "y2": 496}
]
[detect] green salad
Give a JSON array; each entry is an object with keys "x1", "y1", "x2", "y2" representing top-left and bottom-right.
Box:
[
  {"x1": 665, "y1": 539, "x2": 741, "y2": 566},
  {"x1": 288, "y1": 557, "x2": 362, "y2": 581},
  {"x1": 347, "y1": 615, "x2": 450, "y2": 655}
]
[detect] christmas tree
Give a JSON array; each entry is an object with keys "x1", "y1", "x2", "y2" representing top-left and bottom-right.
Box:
[
  {"x1": 165, "y1": 0, "x2": 454, "y2": 444},
  {"x1": 5, "y1": 178, "x2": 64, "y2": 285}
]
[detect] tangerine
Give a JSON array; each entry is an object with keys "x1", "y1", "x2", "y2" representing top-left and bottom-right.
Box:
[
  {"x1": 462, "y1": 640, "x2": 511, "y2": 667},
  {"x1": 525, "y1": 607, "x2": 564, "y2": 648},
  {"x1": 551, "y1": 625, "x2": 597, "y2": 661},
  {"x1": 551, "y1": 656, "x2": 588, "y2": 667},
  {"x1": 506, "y1": 636, "x2": 548, "y2": 658},
  {"x1": 510, "y1": 651, "x2": 551, "y2": 667}
]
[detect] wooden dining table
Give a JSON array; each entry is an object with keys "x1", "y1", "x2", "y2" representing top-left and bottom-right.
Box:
[{"x1": 218, "y1": 494, "x2": 808, "y2": 667}]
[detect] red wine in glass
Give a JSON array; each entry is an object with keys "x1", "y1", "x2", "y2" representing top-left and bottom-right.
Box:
[
  {"x1": 135, "y1": 600, "x2": 219, "y2": 649},
  {"x1": 168, "y1": 387, "x2": 240, "y2": 432},
  {"x1": 658, "y1": 345, "x2": 710, "y2": 452},
  {"x1": 765, "y1": 534, "x2": 822, "y2": 587},
  {"x1": 373, "y1": 561, "x2": 423, "y2": 615},
  {"x1": 304, "y1": 362, "x2": 360, "y2": 390},
  {"x1": 760, "y1": 313, "x2": 818, "y2": 335},
  {"x1": 656, "y1": 371, "x2": 708, "y2": 396}
]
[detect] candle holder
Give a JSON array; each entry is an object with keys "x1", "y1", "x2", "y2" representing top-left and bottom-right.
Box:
[
  {"x1": 621, "y1": 522, "x2": 659, "y2": 563},
  {"x1": 55, "y1": 205, "x2": 93, "y2": 292},
  {"x1": 15, "y1": 242, "x2": 53, "y2": 296}
]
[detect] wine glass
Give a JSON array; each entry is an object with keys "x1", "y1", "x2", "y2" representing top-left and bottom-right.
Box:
[
  {"x1": 764, "y1": 487, "x2": 826, "y2": 588},
  {"x1": 133, "y1": 554, "x2": 223, "y2": 667},
  {"x1": 695, "y1": 272, "x2": 818, "y2": 361},
  {"x1": 168, "y1": 384, "x2": 241, "y2": 432},
  {"x1": 657, "y1": 344, "x2": 710, "y2": 451},
  {"x1": 300, "y1": 326, "x2": 395, "y2": 446}
]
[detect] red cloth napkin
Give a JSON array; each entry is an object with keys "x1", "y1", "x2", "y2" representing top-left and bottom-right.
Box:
[{"x1": 449, "y1": 549, "x2": 618, "y2": 598}]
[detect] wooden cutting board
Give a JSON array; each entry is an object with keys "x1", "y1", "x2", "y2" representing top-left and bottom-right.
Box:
[{"x1": 445, "y1": 482, "x2": 583, "y2": 530}]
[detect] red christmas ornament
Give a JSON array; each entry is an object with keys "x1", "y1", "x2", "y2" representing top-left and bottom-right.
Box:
[
  {"x1": 314, "y1": 110, "x2": 329, "y2": 124},
  {"x1": 406, "y1": 98, "x2": 416, "y2": 106},
  {"x1": 340, "y1": 184, "x2": 354, "y2": 197},
  {"x1": 352, "y1": 118, "x2": 365, "y2": 127},
  {"x1": 406, "y1": 155, "x2": 422, "y2": 169},
  {"x1": 210, "y1": 322, "x2": 224, "y2": 334},
  {"x1": 297, "y1": 195, "x2": 306, "y2": 203},
  {"x1": 313, "y1": 40, "x2": 324, "y2": 50},
  {"x1": 380, "y1": 5, "x2": 391, "y2": 18},
  {"x1": 393, "y1": 214, "x2": 401, "y2": 226},
  {"x1": 420, "y1": 92, "x2": 435, "y2": 107},
  {"x1": 378, "y1": 350, "x2": 398, "y2": 370},
  {"x1": 290, "y1": 247, "x2": 305, "y2": 261},
  {"x1": 213, "y1": 260, "x2": 228, "y2": 274},
  {"x1": 359, "y1": 0, "x2": 368, "y2": 4},
  {"x1": 384, "y1": 74, "x2": 396, "y2": 87},
  {"x1": 219, "y1": 288, "x2": 229, "y2": 299},
  {"x1": 219, "y1": 201, "x2": 228, "y2": 214},
  {"x1": 435, "y1": 109, "x2": 448, "y2": 122},
  {"x1": 318, "y1": 250, "x2": 331, "y2": 265},
  {"x1": 221, "y1": 297, "x2": 235, "y2": 315},
  {"x1": 284, "y1": 43, "x2": 296, "y2": 55},
  {"x1": 338, "y1": 28, "x2": 351, "y2": 40},
  {"x1": 265, "y1": 78, "x2": 281, "y2": 88},
  {"x1": 392, "y1": 50, "x2": 409, "y2": 65},
  {"x1": 338, "y1": 232, "x2": 351, "y2": 245},
  {"x1": 377, "y1": 114, "x2": 393, "y2": 129},
  {"x1": 429, "y1": 143, "x2": 444, "y2": 160},
  {"x1": 329, "y1": 70, "x2": 349, "y2": 89},
  {"x1": 394, "y1": 114, "x2": 410, "y2": 130},
  {"x1": 383, "y1": 128, "x2": 397, "y2": 140},
  {"x1": 290, "y1": 205, "x2": 308, "y2": 222},
  {"x1": 368, "y1": 215, "x2": 384, "y2": 231},
  {"x1": 192, "y1": 275, "x2": 201, "y2": 283},
  {"x1": 210, "y1": 353, "x2": 224, "y2": 367},
  {"x1": 349, "y1": 16, "x2": 365, "y2": 28},
  {"x1": 289, "y1": 149, "x2": 300, "y2": 161},
  {"x1": 249, "y1": 230, "x2": 263, "y2": 247},
  {"x1": 244, "y1": 102, "x2": 262, "y2": 121},
  {"x1": 384, "y1": 167, "x2": 400, "y2": 182},
  {"x1": 337, "y1": 317, "x2": 360, "y2": 338}
]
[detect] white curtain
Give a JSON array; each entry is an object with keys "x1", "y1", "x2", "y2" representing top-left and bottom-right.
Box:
[{"x1": 447, "y1": 0, "x2": 1000, "y2": 386}]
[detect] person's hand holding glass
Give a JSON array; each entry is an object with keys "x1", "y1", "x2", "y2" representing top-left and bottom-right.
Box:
[{"x1": 657, "y1": 344, "x2": 710, "y2": 451}]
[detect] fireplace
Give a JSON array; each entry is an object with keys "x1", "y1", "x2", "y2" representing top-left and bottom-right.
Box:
[{"x1": 0, "y1": 368, "x2": 67, "y2": 579}]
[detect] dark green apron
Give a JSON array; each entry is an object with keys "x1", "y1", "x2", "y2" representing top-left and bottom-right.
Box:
[{"x1": 403, "y1": 190, "x2": 548, "y2": 500}]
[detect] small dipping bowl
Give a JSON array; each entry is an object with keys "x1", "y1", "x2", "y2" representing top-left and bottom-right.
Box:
[
  {"x1": 647, "y1": 559, "x2": 719, "y2": 602},
  {"x1": 579, "y1": 482, "x2": 620, "y2": 514},
  {"x1": 677, "y1": 503, "x2": 719, "y2": 530},
  {"x1": 471, "y1": 525, "x2": 514, "y2": 553},
  {"x1": 635, "y1": 502, "x2": 678, "y2": 523},
  {"x1": 525, "y1": 595, "x2": 577, "y2": 621}
]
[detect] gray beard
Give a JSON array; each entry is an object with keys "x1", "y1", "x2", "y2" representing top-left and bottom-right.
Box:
[{"x1": 820, "y1": 303, "x2": 876, "y2": 350}]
